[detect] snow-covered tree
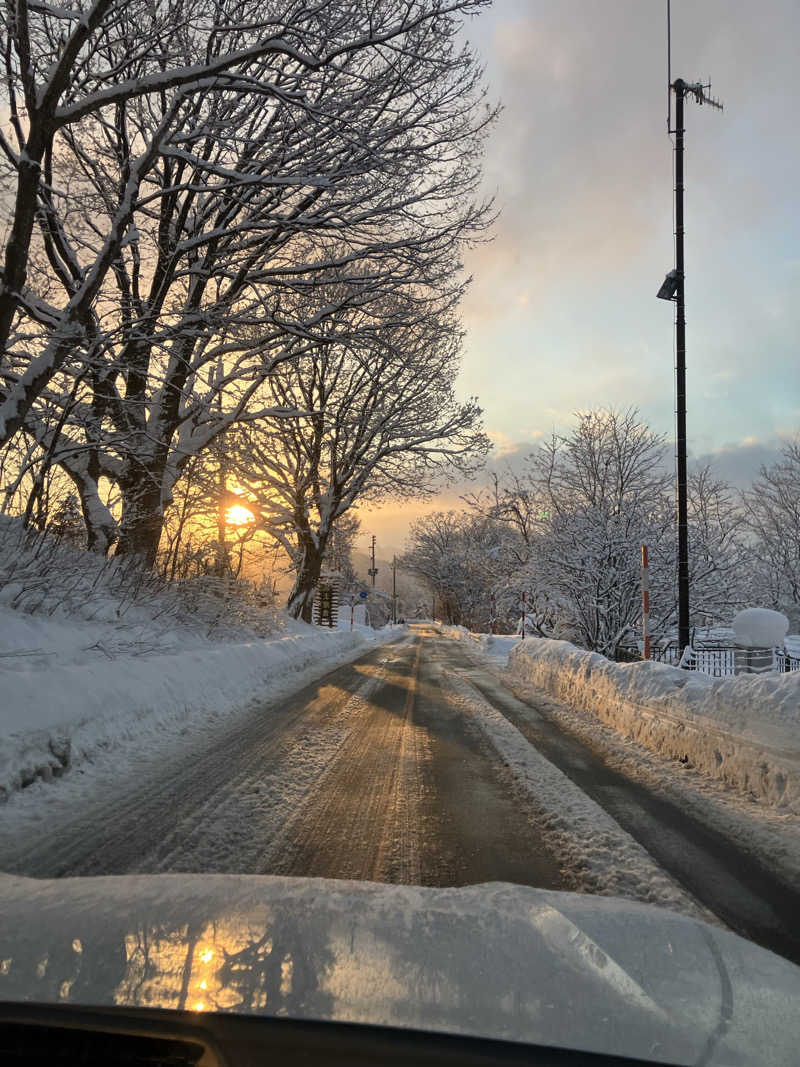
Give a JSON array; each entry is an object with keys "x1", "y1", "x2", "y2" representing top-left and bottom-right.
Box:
[
  {"x1": 47, "y1": 492, "x2": 85, "y2": 547},
  {"x1": 743, "y1": 440, "x2": 800, "y2": 628},
  {"x1": 402, "y1": 510, "x2": 509, "y2": 630},
  {"x1": 686, "y1": 465, "x2": 751, "y2": 627},
  {"x1": 409, "y1": 412, "x2": 760, "y2": 649},
  {"x1": 0, "y1": 0, "x2": 493, "y2": 456},
  {"x1": 470, "y1": 410, "x2": 674, "y2": 652},
  {"x1": 233, "y1": 302, "x2": 488, "y2": 620},
  {"x1": 402, "y1": 511, "x2": 472, "y2": 626},
  {"x1": 463, "y1": 467, "x2": 556, "y2": 632},
  {"x1": 1, "y1": 0, "x2": 494, "y2": 565},
  {"x1": 323, "y1": 514, "x2": 360, "y2": 589}
]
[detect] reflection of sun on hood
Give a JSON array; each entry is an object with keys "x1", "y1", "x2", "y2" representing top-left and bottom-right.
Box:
[{"x1": 1, "y1": 875, "x2": 799, "y2": 1066}]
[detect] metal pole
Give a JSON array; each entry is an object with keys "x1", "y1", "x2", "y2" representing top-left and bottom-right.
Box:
[
  {"x1": 392, "y1": 555, "x2": 397, "y2": 624},
  {"x1": 521, "y1": 591, "x2": 526, "y2": 640},
  {"x1": 641, "y1": 544, "x2": 651, "y2": 660},
  {"x1": 674, "y1": 80, "x2": 690, "y2": 655},
  {"x1": 370, "y1": 535, "x2": 376, "y2": 587}
]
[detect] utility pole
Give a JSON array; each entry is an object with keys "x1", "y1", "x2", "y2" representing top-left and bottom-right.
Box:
[
  {"x1": 657, "y1": 12, "x2": 722, "y2": 655},
  {"x1": 674, "y1": 79, "x2": 689, "y2": 656},
  {"x1": 368, "y1": 534, "x2": 378, "y2": 587},
  {"x1": 392, "y1": 555, "x2": 397, "y2": 624}
]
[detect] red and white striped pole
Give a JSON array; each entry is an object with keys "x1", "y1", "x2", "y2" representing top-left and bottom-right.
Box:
[
  {"x1": 521, "y1": 591, "x2": 526, "y2": 640},
  {"x1": 641, "y1": 545, "x2": 651, "y2": 660}
]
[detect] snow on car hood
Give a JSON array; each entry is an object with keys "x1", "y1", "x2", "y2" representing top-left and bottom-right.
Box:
[{"x1": 1, "y1": 874, "x2": 798, "y2": 1065}]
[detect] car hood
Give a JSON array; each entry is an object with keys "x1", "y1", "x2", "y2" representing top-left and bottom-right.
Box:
[{"x1": 0, "y1": 874, "x2": 798, "y2": 1065}]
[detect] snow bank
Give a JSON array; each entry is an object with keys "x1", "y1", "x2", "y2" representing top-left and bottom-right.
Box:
[
  {"x1": 508, "y1": 639, "x2": 800, "y2": 813},
  {"x1": 0, "y1": 516, "x2": 405, "y2": 801},
  {"x1": 436, "y1": 624, "x2": 521, "y2": 666},
  {"x1": 0, "y1": 606, "x2": 399, "y2": 801}
]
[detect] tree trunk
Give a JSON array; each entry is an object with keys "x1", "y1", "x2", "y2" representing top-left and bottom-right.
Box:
[
  {"x1": 115, "y1": 477, "x2": 165, "y2": 567},
  {"x1": 0, "y1": 125, "x2": 48, "y2": 355},
  {"x1": 76, "y1": 486, "x2": 117, "y2": 556},
  {"x1": 287, "y1": 537, "x2": 326, "y2": 623}
]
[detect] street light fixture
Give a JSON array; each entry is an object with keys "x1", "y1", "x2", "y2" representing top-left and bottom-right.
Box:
[{"x1": 656, "y1": 269, "x2": 679, "y2": 302}]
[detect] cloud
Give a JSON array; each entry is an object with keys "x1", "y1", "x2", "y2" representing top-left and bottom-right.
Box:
[
  {"x1": 691, "y1": 437, "x2": 788, "y2": 489},
  {"x1": 487, "y1": 429, "x2": 520, "y2": 458},
  {"x1": 455, "y1": 0, "x2": 800, "y2": 458}
]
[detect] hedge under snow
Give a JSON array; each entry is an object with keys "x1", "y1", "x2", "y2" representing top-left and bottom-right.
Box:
[{"x1": 508, "y1": 639, "x2": 800, "y2": 813}]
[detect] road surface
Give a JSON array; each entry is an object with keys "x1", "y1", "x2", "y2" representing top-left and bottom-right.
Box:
[
  {"x1": 0, "y1": 628, "x2": 563, "y2": 890},
  {"x1": 2, "y1": 624, "x2": 799, "y2": 965}
]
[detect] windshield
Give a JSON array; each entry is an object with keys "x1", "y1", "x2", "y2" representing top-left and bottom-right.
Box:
[{"x1": 1, "y1": 2, "x2": 799, "y2": 1066}]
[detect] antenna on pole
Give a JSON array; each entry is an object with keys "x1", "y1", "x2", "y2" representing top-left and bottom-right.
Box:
[
  {"x1": 683, "y1": 80, "x2": 724, "y2": 111},
  {"x1": 666, "y1": 0, "x2": 672, "y2": 133},
  {"x1": 667, "y1": 1, "x2": 724, "y2": 134}
]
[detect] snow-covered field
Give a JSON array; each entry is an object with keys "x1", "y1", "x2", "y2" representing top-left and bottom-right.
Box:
[{"x1": 0, "y1": 520, "x2": 401, "y2": 803}]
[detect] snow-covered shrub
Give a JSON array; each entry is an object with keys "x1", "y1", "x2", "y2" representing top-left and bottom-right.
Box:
[{"x1": 0, "y1": 516, "x2": 281, "y2": 641}]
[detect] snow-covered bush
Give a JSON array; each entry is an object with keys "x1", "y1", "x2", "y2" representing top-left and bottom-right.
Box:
[{"x1": 0, "y1": 516, "x2": 282, "y2": 641}]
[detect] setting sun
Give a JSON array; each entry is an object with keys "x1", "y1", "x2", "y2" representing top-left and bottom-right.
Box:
[{"x1": 226, "y1": 503, "x2": 255, "y2": 527}]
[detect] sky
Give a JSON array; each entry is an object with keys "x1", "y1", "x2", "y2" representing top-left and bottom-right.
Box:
[{"x1": 359, "y1": 0, "x2": 800, "y2": 557}]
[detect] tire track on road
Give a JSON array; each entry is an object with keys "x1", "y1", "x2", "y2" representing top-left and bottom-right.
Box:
[
  {"x1": 267, "y1": 639, "x2": 426, "y2": 883},
  {"x1": 0, "y1": 642, "x2": 408, "y2": 877}
]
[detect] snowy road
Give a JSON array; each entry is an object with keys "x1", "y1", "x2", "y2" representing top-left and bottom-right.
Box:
[
  {"x1": 0, "y1": 627, "x2": 564, "y2": 890},
  {"x1": 2, "y1": 624, "x2": 799, "y2": 965}
]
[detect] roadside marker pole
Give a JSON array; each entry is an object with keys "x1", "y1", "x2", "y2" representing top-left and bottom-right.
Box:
[
  {"x1": 490, "y1": 593, "x2": 496, "y2": 635},
  {"x1": 521, "y1": 591, "x2": 526, "y2": 641},
  {"x1": 641, "y1": 545, "x2": 651, "y2": 660},
  {"x1": 350, "y1": 597, "x2": 354, "y2": 632}
]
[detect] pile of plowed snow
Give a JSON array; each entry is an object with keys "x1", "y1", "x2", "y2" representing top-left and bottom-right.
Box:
[{"x1": 508, "y1": 638, "x2": 800, "y2": 813}]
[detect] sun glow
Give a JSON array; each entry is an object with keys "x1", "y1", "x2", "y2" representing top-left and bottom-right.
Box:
[{"x1": 226, "y1": 503, "x2": 255, "y2": 527}]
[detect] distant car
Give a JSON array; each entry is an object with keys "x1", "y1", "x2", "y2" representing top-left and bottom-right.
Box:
[{"x1": 2, "y1": 874, "x2": 800, "y2": 1065}]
